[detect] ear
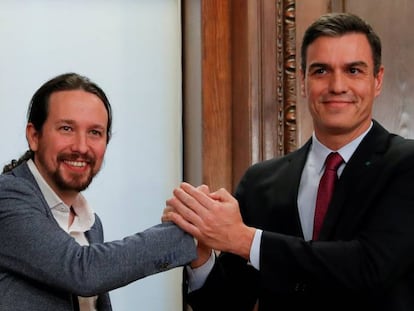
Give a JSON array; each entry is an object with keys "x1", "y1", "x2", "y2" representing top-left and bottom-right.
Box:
[
  {"x1": 374, "y1": 65, "x2": 384, "y2": 98},
  {"x1": 26, "y1": 123, "x2": 39, "y2": 152}
]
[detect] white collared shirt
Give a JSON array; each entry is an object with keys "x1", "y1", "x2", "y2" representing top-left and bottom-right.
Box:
[
  {"x1": 27, "y1": 159, "x2": 98, "y2": 311},
  {"x1": 297, "y1": 134, "x2": 356, "y2": 241}
]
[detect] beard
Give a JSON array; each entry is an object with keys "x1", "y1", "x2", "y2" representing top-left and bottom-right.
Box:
[
  {"x1": 53, "y1": 166, "x2": 94, "y2": 192},
  {"x1": 52, "y1": 152, "x2": 99, "y2": 192}
]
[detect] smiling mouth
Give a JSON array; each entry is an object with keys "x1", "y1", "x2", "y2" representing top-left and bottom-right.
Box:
[
  {"x1": 323, "y1": 101, "x2": 353, "y2": 106},
  {"x1": 64, "y1": 160, "x2": 87, "y2": 168},
  {"x1": 321, "y1": 96, "x2": 356, "y2": 104}
]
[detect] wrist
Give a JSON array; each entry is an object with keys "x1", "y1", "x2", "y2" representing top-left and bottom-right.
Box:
[
  {"x1": 230, "y1": 226, "x2": 256, "y2": 260},
  {"x1": 190, "y1": 242, "x2": 212, "y2": 268}
]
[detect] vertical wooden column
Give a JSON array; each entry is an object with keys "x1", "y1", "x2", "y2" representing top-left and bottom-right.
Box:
[
  {"x1": 184, "y1": 0, "x2": 301, "y2": 193},
  {"x1": 231, "y1": 0, "x2": 298, "y2": 189},
  {"x1": 200, "y1": 0, "x2": 233, "y2": 191}
]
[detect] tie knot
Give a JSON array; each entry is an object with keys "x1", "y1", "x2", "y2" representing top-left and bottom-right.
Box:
[{"x1": 325, "y1": 152, "x2": 343, "y2": 171}]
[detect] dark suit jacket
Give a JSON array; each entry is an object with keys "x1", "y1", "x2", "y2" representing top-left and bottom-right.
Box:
[
  {"x1": 187, "y1": 120, "x2": 414, "y2": 311},
  {"x1": 0, "y1": 162, "x2": 196, "y2": 311}
]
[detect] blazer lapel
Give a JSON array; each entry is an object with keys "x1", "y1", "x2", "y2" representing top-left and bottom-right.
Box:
[
  {"x1": 288, "y1": 142, "x2": 312, "y2": 237},
  {"x1": 264, "y1": 140, "x2": 311, "y2": 237},
  {"x1": 85, "y1": 222, "x2": 100, "y2": 244},
  {"x1": 320, "y1": 120, "x2": 392, "y2": 239}
]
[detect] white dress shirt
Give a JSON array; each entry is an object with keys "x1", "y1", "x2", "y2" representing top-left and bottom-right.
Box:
[{"x1": 28, "y1": 159, "x2": 98, "y2": 311}]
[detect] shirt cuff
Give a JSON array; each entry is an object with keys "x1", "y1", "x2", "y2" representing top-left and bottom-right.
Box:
[
  {"x1": 249, "y1": 229, "x2": 262, "y2": 270},
  {"x1": 186, "y1": 250, "x2": 215, "y2": 292}
]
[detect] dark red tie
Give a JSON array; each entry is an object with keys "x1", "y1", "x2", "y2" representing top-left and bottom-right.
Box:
[{"x1": 313, "y1": 152, "x2": 343, "y2": 240}]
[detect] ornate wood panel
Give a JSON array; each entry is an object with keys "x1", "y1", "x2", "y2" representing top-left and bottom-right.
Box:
[
  {"x1": 183, "y1": 0, "x2": 414, "y2": 193},
  {"x1": 183, "y1": 0, "x2": 301, "y2": 192},
  {"x1": 277, "y1": 0, "x2": 297, "y2": 155},
  {"x1": 230, "y1": 0, "x2": 300, "y2": 190}
]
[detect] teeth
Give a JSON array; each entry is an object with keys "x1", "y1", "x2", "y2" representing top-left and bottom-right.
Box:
[{"x1": 65, "y1": 160, "x2": 86, "y2": 167}]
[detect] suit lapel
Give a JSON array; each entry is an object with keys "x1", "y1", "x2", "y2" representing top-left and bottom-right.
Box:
[
  {"x1": 264, "y1": 140, "x2": 311, "y2": 237},
  {"x1": 85, "y1": 222, "x2": 100, "y2": 244},
  {"x1": 319, "y1": 121, "x2": 392, "y2": 239},
  {"x1": 289, "y1": 142, "x2": 312, "y2": 237}
]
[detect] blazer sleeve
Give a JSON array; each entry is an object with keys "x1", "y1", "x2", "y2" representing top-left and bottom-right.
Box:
[{"x1": 0, "y1": 175, "x2": 197, "y2": 297}]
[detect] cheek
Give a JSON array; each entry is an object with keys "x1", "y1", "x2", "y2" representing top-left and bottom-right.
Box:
[
  {"x1": 305, "y1": 88, "x2": 320, "y2": 109},
  {"x1": 352, "y1": 84, "x2": 373, "y2": 102},
  {"x1": 93, "y1": 143, "x2": 107, "y2": 161},
  {"x1": 37, "y1": 137, "x2": 62, "y2": 155}
]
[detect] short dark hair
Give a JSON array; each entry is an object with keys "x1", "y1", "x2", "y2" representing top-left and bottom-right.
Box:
[
  {"x1": 300, "y1": 13, "x2": 382, "y2": 76},
  {"x1": 2, "y1": 73, "x2": 112, "y2": 173}
]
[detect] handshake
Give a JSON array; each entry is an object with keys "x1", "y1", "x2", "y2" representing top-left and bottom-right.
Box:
[{"x1": 162, "y1": 182, "x2": 256, "y2": 267}]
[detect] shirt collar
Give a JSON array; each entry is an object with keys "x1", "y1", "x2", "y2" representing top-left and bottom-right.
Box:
[
  {"x1": 310, "y1": 121, "x2": 373, "y2": 174},
  {"x1": 27, "y1": 159, "x2": 95, "y2": 232}
]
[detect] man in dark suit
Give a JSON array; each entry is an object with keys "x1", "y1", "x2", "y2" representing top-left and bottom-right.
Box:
[
  {"x1": 0, "y1": 73, "x2": 196, "y2": 311},
  {"x1": 163, "y1": 13, "x2": 414, "y2": 310}
]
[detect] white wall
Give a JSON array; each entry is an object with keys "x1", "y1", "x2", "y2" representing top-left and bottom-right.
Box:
[{"x1": 0, "y1": 1, "x2": 184, "y2": 310}]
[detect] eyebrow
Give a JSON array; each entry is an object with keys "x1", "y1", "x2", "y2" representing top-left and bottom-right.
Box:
[
  {"x1": 308, "y1": 61, "x2": 369, "y2": 70},
  {"x1": 55, "y1": 119, "x2": 75, "y2": 126},
  {"x1": 56, "y1": 119, "x2": 106, "y2": 130}
]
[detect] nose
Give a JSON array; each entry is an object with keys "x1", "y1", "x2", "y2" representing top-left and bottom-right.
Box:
[
  {"x1": 71, "y1": 133, "x2": 89, "y2": 154},
  {"x1": 328, "y1": 72, "x2": 347, "y2": 94}
]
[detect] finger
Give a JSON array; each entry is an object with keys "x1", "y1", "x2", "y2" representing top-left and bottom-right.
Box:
[
  {"x1": 164, "y1": 206, "x2": 173, "y2": 213},
  {"x1": 161, "y1": 213, "x2": 171, "y2": 222},
  {"x1": 161, "y1": 204, "x2": 175, "y2": 222},
  {"x1": 197, "y1": 184, "x2": 210, "y2": 195},
  {"x1": 169, "y1": 187, "x2": 207, "y2": 225},
  {"x1": 210, "y1": 187, "x2": 236, "y2": 203},
  {"x1": 174, "y1": 185, "x2": 211, "y2": 218},
  {"x1": 163, "y1": 202, "x2": 175, "y2": 213},
  {"x1": 180, "y1": 182, "x2": 217, "y2": 211},
  {"x1": 164, "y1": 210, "x2": 203, "y2": 239}
]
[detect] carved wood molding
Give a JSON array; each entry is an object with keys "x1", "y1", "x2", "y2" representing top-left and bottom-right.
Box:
[
  {"x1": 276, "y1": 0, "x2": 297, "y2": 155},
  {"x1": 185, "y1": 0, "x2": 301, "y2": 193}
]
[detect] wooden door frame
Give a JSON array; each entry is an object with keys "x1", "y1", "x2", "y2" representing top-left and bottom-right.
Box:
[{"x1": 183, "y1": 0, "x2": 299, "y2": 192}]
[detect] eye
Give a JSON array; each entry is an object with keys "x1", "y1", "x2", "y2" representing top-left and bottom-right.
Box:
[
  {"x1": 60, "y1": 125, "x2": 73, "y2": 132},
  {"x1": 310, "y1": 67, "x2": 327, "y2": 76},
  {"x1": 315, "y1": 68, "x2": 326, "y2": 74},
  {"x1": 348, "y1": 67, "x2": 361, "y2": 74},
  {"x1": 89, "y1": 129, "x2": 103, "y2": 137}
]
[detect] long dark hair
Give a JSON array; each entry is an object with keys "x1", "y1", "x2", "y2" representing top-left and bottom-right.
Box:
[{"x1": 2, "y1": 73, "x2": 112, "y2": 173}]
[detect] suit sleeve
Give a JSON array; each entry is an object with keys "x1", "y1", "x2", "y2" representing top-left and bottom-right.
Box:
[{"x1": 0, "y1": 175, "x2": 196, "y2": 296}]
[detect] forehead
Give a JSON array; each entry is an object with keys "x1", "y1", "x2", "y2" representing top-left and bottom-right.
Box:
[
  {"x1": 47, "y1": 90, "x2": 108, "y2": 124},
  {"x1": 306, "y1": 33, "x2": 373, "y2": 67}
]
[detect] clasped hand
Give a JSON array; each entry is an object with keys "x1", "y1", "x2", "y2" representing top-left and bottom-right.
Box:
[{"x1": 162, "y1": 182, "x2": 255, "y2": 264}]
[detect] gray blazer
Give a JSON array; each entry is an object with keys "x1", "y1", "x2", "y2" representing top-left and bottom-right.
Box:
[{"x1": 0, "y1": 162, "x2": 196, "y2": 311}]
